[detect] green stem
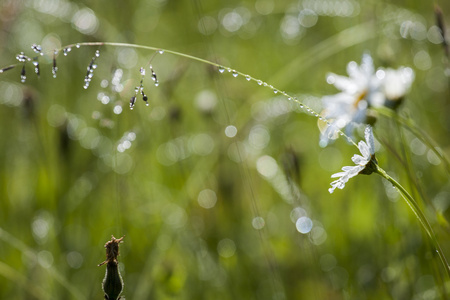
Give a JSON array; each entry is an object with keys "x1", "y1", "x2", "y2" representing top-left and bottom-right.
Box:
[{"x1": 374, "y1": 165, "x2": 450, "y2": 278}]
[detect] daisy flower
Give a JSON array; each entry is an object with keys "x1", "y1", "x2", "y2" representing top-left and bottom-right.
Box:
[
  {"x1": 328, "y1": 126, "x2": 378, "y2": 193},
  {"x1": 320, "y1": 54, "x2": 381, "y2": 146}
]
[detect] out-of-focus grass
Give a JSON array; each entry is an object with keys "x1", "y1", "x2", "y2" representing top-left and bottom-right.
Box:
[{"x1": 0, "y1": 0, "x2": 449, "y2": 299}]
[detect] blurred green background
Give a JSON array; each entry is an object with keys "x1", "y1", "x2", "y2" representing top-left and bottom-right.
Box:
[{"x1": 0, "y1": 0, "x2": 449, "y2": 299}]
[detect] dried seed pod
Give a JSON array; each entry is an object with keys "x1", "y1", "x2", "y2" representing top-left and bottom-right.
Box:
[
  {"x1": 103, "y1": 261, "x2": 123, "y2": 300},
  {"x1": 98, "y1": 235, "x2": 124, "y2": 300}
]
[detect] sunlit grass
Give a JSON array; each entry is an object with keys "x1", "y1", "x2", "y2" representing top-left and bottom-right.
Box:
[{"x1": 0, "y1": 0, "x2": 449, "y2": 299}]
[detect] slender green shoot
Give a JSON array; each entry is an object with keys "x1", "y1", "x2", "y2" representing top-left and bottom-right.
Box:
[{"x1": 374, "y1": 165, "x2": 450, "y2": 279}]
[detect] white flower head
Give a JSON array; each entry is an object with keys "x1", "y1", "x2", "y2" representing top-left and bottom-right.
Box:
[
  {"x1": 371, "y1": 67, "x2": 415, "y2": 108},
  {"x1": 320, "y1": 54, "x2": 381, "y2": 146},
  {"x1": 328, "y1": 126, "x2": 378, "y2": 193}
]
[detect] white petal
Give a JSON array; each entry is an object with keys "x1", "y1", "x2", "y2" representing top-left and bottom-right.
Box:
[
  {"x1": 364, "y1": 126, "x2": 375, "y2": 154},
  {"x1": 333, "y1": 76, "x2": 359, "y2": 94},
  {"x1": 331, "y1": 171, "x2": 347, "y2": 178},
  {"x1": 351, "y1": 154, "x2": 368, "y2": 165},
  {"x1": 346, "y1": 61, "x2": 360, "y2": 80},
  {"x1": 341, "y1": 166, "x2": 355, "y2": 172},
  {"x1": 329, "y1": 178, "x2": 346, "y2": 193},
  {"x1": 346, "y1": 165, "x2": 364, "y2": 177},
  {"x1": 369, "y1": 90, "x2": 385, "y2": 108},
  {"x1": 360, "y1": 53, "x2": 374, "y2": 77},
  {"x1": 358, "y1": 140, "x2": 370, "y2": 159},
  {"x1": 381, "y1": 67, "x2": 414, "y2": 100}
]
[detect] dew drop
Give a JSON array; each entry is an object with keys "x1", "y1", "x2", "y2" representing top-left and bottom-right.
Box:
[
  {"x1": 299, "y1": 104, "x2": 304, "y2": 108},
  {"x1": 273, "y1": 89, "x2": 278, "y2": 94},
  {"x1": 129, "y1": 96, "x2": 136, "y2": 109},
  {"x1": 95, "y1": 50, "x2": 100, "y2": 57},
  {"x1": 245, "y1": 75, "x2": 251, "y2": 81},
  {"x1": 63, "y1": 47, "x2": 72, "y2": 56},
  {"x1": 232, "y1": 71, "x2": 238, "y2": 78},
  {"x1": 114, "y1": 105, "x2": 123, "y2": 115},
  {"x1": 52, "y1": 66, "x2": 58, "y2": 78},
  {"x1": 158, "y1": 50, "x2": 164, "y2": 54},
  {"x1": 218, "y1": 67, "x2": 225, "y2": 73},
  {"x1": 76, "y1": 44, "x2": 81, "y2": 48},
  {"x1": 31, "y1": 44, "x2": 42, "y2": 55},
  {"x1": 140, "y1": 67, "x2": 145, "y2": 76},
  {"x1": 257, "y1": 80, "x2": 263, "y2": 85},
  {"x1": 16, "y1": 52, "x2": 27, "y2": 63}
]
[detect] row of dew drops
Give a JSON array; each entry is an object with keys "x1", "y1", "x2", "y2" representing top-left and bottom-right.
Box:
[
  {"x1": 8, "y1": 43, "x2": 86, "y2": 83},
  {"x1": 5, "y1": 43, "x2": 352, "y2": 144},
  {"x1": 6, "y1": 43, "x2": 165, "y2": 111},
  {"x1": 216, "y1": 65, "x2": 354, "y2": 144}
]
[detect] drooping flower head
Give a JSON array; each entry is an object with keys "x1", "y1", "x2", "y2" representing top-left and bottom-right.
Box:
[
  {"x1": 320, "y1": 54, "x2": 414, "y2": 146},
  {"x1": 329, "y1": 126, "x2": 378, "y2": 193}
]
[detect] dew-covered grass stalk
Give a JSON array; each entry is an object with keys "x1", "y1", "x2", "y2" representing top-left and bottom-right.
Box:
[{"x1": 44, "y1": 42, "x2": 359, "y2": 146}]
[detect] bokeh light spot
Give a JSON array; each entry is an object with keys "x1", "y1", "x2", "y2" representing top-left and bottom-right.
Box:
[
  {"x1": 256, "y1": 155, "x2": 278, "y2": 178},
  {"x1": 252, "y1": 216, "x2": 265, "y2": 230},
  {"x1": 296, "y1": 216, "x2": 313, "y2": 234},
  {"x1": 198, "y1": 189, "x2": 217, "y2": 209},
  {"x1": 225, "y1": 125, "x2": 238, "y2": 138},
  {"x1": 217, "y1": 238, "x2": 236, "y2": 258}
]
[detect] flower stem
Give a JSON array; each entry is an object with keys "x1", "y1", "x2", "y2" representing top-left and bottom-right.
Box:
[{"x1": 374, "y1": 165, "x2": 450, "y2": 278}]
